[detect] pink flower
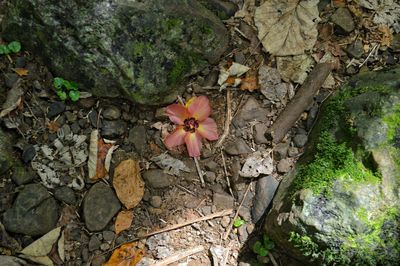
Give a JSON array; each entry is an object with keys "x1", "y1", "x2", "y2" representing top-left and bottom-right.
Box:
[{"x1": 164, "y1": 96, "x2": 219, "y2": 157}]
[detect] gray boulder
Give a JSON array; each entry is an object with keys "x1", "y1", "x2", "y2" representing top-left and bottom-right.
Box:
[
  {"x1": 2, "y1": 0, "x2": 228, "y2": 105},
  {"x1": 265, "y1": 68, "x2": 400, "y2": 265},
  {"x1": 3, "y1": 184, "x2": 59, "y2": 236}
]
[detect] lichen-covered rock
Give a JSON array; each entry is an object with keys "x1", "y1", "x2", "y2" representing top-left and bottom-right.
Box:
[
  {"x1": 1, "y1": 0, "x2": 228, "y2": 105},
  {"x1": 265, "y1": 68, "x2": 400, "y2": 265}
]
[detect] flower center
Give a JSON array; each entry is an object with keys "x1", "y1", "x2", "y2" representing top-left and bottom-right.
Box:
[{"x1": 183, "y1": 117, "x2": 199, "y2": 133}]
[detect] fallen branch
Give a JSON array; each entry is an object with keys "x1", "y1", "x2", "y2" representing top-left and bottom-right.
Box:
[
  {"x1": 153, "y1": 245, "x2": 205, "y2": 266},
  {"x1": 265, "y1": 63, "x2": 333, "y2": 144},
  {"x1": 131, "y1": 209, "x2": 233, "y2": 242}
]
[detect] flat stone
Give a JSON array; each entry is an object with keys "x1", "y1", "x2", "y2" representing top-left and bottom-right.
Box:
[
  {"x1": 127, "y1": 126, "x2": 147, "y2": 155},
  {"x1": 88, "y1": 235, "x2": 101, "y2": 251},
  {"x1": 254, "y1": 123, "x2": 269, "y2": 144},
  {"x1": 238, "y1": 206, "x2": 252, "y2": 222},
  {"x1": 47, "y1": 101, "x2": 66, "y2": 118},
  {"x1": 213, "y1": 192, "x2": 234, "y2": 210},
  {"x1": 288, "y1": 146, "x2": 299, "y2": 157},
  {"x1": 232, "y1": 96, "x2": 269, "y2": 129},
  {"x1": 3, "y1": 184, "x2": 59, "y2": 236},
  {"x1": 142, "y1": 169, "x2": 172, "y2": 188},
  {"x1": 22, "y1": 145, "x2": 36, "y2": 163},
  {"x1": 83, "y1": 182, "x2": 121, "y2": 231},
  {"x1": 224, "y1": 138, "x2": 252, "y2": 155},
  {"x1": 4, "y1": 73, "x2": 19, "y2": 88},
  {"x1": 11, "y1": 166, "x2": 35, "y2": 185},
  {"x1": 70, "y1": 122, "x2": 81, "y2": 134},
  {"x1": 103, "y1": 106, "x2": 121, "y2": 120},
  {"x1": 273, "y1": 142, "x2": 289, "y2": 160},
  {"x1": 91, "y1": 255, "x2": 106, "y2": 266},
  {"x1": 238, "y1": 225, "x2": 248, "y2": 242},
  {"x1": 277, "y1": 158, "x2": 291, "y2": 173},
  {"x1": 204, "y1": 160, "x2": 219, "y2": 171},
  {"x1": 54, "y1": 186, "x2": 77, "y2": 205},
  {"x1": 101, "y1": 120, "x2": 127, "y2": 138},
  {"x1": 204, "y1": 171, "x2": 216, "y2": 183},
  {"x1": 346, "y1": 40, "x2": 364, "y2": 59},
  {"x1": 220, "y1": 216, "x2": 230, "y2": 228},
  {"x1": 251, "y1": 175, "x2": 279, "y2": 223},
  {"x1": 150, "y1": 196, "x2": 162, "y2": 208},
  {"x1": 293, "y1": 134, "x2": 308, "y2": 148},
  {"x1": 102, "y1": 231, "x2": 115, "y2": 242},
  {"x1": 330, "y1": 7, "x2": 355, "y2": 33}
]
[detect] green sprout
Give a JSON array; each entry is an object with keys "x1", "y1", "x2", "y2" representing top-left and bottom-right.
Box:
[
  {"x1": 53, "y1": 77, "x2": 80, "y2": 102},
  {"x1": 233, "y1": 218, "x2": 246, "y2": 228},
  {"x1": 0, "y1": 41, "x2": 22, "y2": 55},
  {"x1": 252, "y1": 234, "x2": 275, "y2": 257}
]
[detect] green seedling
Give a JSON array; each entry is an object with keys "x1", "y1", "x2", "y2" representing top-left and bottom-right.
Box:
[
  {"x1": 252, "y1": 234, "x2": 275, "y2": 257},
  {"x1": 53, "y1": 77, "x2": 80, "y2": 102},
  {"x1": 233, "y1": 218, "x2": 246, "y2": 228},
  {"x1": 0, "y1": 41, "x2": 22, "y2": 55}
]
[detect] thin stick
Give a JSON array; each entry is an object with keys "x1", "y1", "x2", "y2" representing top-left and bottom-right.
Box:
[
  {"x1": 358, "y1": 43, "x2": 379, "y2": 68},
  {"x1": 176, "y1": 184, "x2": 197, "y2": 197},
  {"x1": 268, "y1": 252, "x2": 279, "y2": 266},
  {"x1": 215, "y1": 89, "x2": 232, "y2": 148},
  {"x1": 221, "y1": 151, "x2": 233, "y2": 196},
  {"x1": 131, "y1": 209, "x2": 233, "y2": 242},
  {"x1": 223, "y1": 182, "x2": 252, "y2": 240},
  {"x1": 194, "y1": 157, "x2": 205, "y2": 187},
  {"x1": 153, "y1": 245, "x2": 205, "y2": 266}
]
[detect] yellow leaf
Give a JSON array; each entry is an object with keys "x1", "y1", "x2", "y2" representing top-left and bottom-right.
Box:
[
  {"x1": 115, "y1": 210, "x2": 134, "y2": 235},
  {"x1": 103, "y1": 242, "x2": 144, "y2": 266},
  {"x1": 14, "y1": 68, "x2": 29, "y2": 76},
  {"x1": 113, "y1": 159, "x2": 144, "y2": 209},
  {"x1": 240, "y1": 75, "x2": 258, "y2": 91}
]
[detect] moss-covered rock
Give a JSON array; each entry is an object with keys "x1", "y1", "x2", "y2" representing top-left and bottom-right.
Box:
[
  {"x1": 1, "y1": 0, "x2": 228, "y2": 105},
  {"x1": 0, "y1": 128, "x2": 17, "y2": 175},
  {"x1": 265, "y1": 68, "x2": 400, "y2": 265}
]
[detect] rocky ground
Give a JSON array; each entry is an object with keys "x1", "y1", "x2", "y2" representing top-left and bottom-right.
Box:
[{"x1": 1, "y1": 0, "x2": 400, "y2": 266}]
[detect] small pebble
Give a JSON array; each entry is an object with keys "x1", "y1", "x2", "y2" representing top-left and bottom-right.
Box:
[
  {"x1": 277, "y1": 158, "x2": 291, "y2": 173},
  {"x1": 88, "y1": 235, "x2": 101, "y2": 251},
  {"x1": 221, "y1": 216, "x2": 230, "y2": 228},
  {"x1": 22, "y1": 145, "x2": 36, "y2": 163},
  {"x1": 150, "y1": 196, "x2": 162, "y2": 208},
  {"x1": 47, "y1": 102, "x2": 66, "y2": 118},
  {"x1": 102, "y1": 231, "x2": 115, "y2": 242},
  {"x1": 288, "y1": 147, "x2": 299, "y2": 157},
  {"x1": 100, "y1": 243, "x2": 110, "y2": 251},
  {"x1": 204, "y1": 171, "x2": 216, "y2": 183},
  {"x1": 293, "y1": 134, "x2": 308, "y2": 148},
  {"x1": 103, "y1": 106, "x2": 121, "y2": 120}
]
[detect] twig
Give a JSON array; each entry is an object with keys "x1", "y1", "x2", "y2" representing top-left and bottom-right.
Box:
[
  {"x1": 129, "y1": 209, "x2": 233, "y2": 242},
  {"x1": 153, "y1": 245, "x2": 205, "y2": 266},
  {"x1": 176, "y1": 184, "x2": 197, "y2": 197},
  {"x1": 215, "y1": 89, "x2": 232, "y2": 148},
  {"x1": 223, "y1": 182, "x2": 252, "y2": 240},
  {"x1": 268, "y1": 252, "x2": 279, "y2": 266},
  {"x1": 358, "y1": 43, "x2": 379, "y2": 68},
  {"x1": 194, "y1": 157, "x2": 205, "y2": 187},
  {"x1": 265, "y1": 63, "x2": 333, "y2": 144},
  {"x1": 221, "y1": 151, "x2": 233, "y2": 196}
]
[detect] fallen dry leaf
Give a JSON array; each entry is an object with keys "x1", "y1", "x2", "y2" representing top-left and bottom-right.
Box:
[
  {"x1": 46, "y1": 121, "x2": 61, "y2": 134},
  {"x1": 88, "y1": 130, "x2": 118, "y2": 180},
  {"x1": 103, "y1": 242, "x2": 144, "y2": 266},
  {"x1": 0, "y1": 79, "x2": 23, "y2": 118},
  {"x1": 240, "y1": 73, "x2": 258, "y2": 91},
  {"x1": 115, "y1": 210, "x2": 134, "y2": 235},
  {"x1": 377, "y1": 25, "x2": 393, "y2": 46},
  {"x1": 254, "y1": 0, "x2": 320, "y2": 56},
  {"x1": 277, "y1": 54, "x2": 314, "y2": 84},
  {"x1": 14, "y1": 68, "x2": 29, "y2": 76},
  {"x1": 113, "y1": 159, "x2": 144, "y2": 209}
]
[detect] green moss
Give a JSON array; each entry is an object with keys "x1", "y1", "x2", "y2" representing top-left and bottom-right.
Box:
[
  {"x1": 131, "y1": 41, "x2": 152, "y2": 57},
  {"x1": 383, "y1": 103, "x2": 400, "y2": 143},
  {"x1": 167, "y1": 53, "x2": 204, "y2": 85}
]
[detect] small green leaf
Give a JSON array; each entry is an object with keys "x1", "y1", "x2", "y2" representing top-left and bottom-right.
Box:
[
  {"x1": 69, "y1": 90, "x2": 80, "y2": 102},
  {"x1": 53, "y1": 77, "x2": 65, "y2": 89},
  {"x1": 57, "y1": 91, "x2": 67, "y2": 101},
  {"x1": 258, "y1": 247, "x2": 269, "y2": 257},
  {"x1": 252, "y1": 241, "x2": 262, "y2": 254},
  {"x1": 0, "y1": 44, "x2": 10, "y2": 55},
  {"x1": 68, "y1": 81, "x2": 78, "y2": 90},
  {"x1": 233, "y1": 218, "x2": 245, "y2": 228},
  {"x1": 7, "y1": 41, "x2": 21, "y2": 53}
]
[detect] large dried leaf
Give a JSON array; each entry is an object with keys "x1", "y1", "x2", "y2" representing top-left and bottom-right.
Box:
[
  {"x1": 239, "y1": 151, "x2": 274, "y2": 178},
  {"x1": 0, "y1": 79, "x2": 23, "y2": 118},
  {"x1": 113, "y1": 159, "x2": 144, "y2": 209},
  {"x1": 115, "y1": 210, "x2": 134, "y2": 235},
  {"x1": 103, "y1": 242, "x2": 144, "y2": 266},
  {"x1": 277, "y1": 54, "x2": 314, "y2": 84},
  {"x1": 359, "y1": 0, "x2": 400, "y2": 33},
  {"x1": 88, "y1": 130, "x2": 118, "y2": 180},
  {"x1": 254, "y1": 0, "x2": 320, "y2": 56},
  {"x1": 20, "y1": 227, "x2": 62, "y2": 266}
]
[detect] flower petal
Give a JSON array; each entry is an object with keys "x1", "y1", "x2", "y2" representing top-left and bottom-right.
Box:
[
  {"x1": 166, "y1": 104, "x2": 190, "y2": 125},
  {"x1": 186, "y1": 96, "x2": 211, "y2": 121},
  {"x1": 197, "y1": 118, "x2": 219, "y2": 141},
  {"x1": 185, "y1": 132, "x2": 202, "y2": 157},
  {"x1": 164, "y1": 126, "x2": 187, "y2": 149}
]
